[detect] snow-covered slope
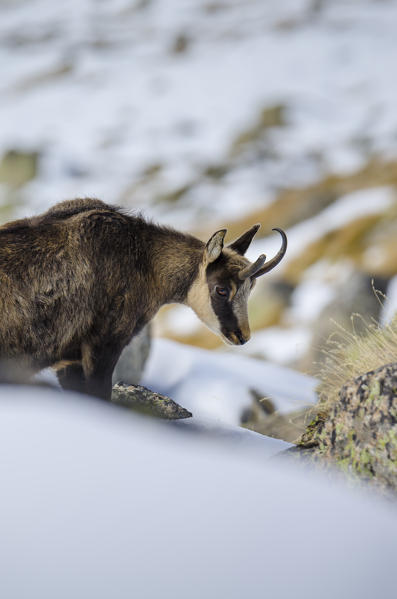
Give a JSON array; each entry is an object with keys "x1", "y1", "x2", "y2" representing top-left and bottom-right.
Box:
[
  {"x1": 0, "y1": 385, "x2": 396, "y2": 599},
  {"x1": 1, "y1": 0, "x2": 397, "y2": 226}
]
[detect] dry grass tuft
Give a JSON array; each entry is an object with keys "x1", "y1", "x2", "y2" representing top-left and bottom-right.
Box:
[{"x1": 314, "y1": 286, "x2": 397, "y2": 411}]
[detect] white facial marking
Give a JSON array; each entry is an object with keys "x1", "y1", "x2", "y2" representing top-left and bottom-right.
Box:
[
  {"x1": 186, "y1": 248, "x2": 253, "y2": 345},
  {"x1": 185, "y1": 262, "x2": 221, "y2": 335}
]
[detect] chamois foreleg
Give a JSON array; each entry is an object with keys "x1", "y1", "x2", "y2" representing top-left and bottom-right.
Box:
[{"x1": 82, "y1": 340, "x2": 124, "y2": 401}]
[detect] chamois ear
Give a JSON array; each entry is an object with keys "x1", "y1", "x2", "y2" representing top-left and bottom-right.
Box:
[
  {"x1": 205, "y1": 229, "x2": 227, "y2": 263},
  {"x1": 228, "y1": 224, "x2": 260, "y2": 255}
]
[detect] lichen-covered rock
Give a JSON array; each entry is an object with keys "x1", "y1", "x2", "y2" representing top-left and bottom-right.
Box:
[
  {"x1": 111, "y1": 382, "x2": 192, "y2": 420},
  {"x1": 297, "y1": 362, "x2": 397, "y2": 492},
  {"x1": 112, "y1": 325, "x2": 151, "y2": 386}
]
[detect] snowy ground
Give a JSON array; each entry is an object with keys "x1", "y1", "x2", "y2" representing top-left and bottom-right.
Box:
[
  {"x1": 1, "y1": 0, "x2": 397, "y2": 226},
  {"x1": 1, "y1": 6, "x2": 396, "y2": 591},
  {"x1": 142, "y1": 337, "x2": 317, "y2": 425},
  {"x1": 2, "y1": 1, "x2": 397, "y2": 415},
  {"x1": 1, "y1": 385, "x2": 396, "y2": 599},
  {"x1": 39, "y1": 335, "x2": 316, "y2": 430}
]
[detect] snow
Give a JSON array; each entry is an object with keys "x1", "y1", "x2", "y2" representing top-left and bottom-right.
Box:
[
  {"x1": 161, "y1": 303, "x2": 202, "y2": 336},
  {"x1": 1, "y1": 0, "x2": 397, "y2": 371},
  {"x1": 242, "y1": 186, "x2": 395, "y2": 364},
  {"x1": 0, "y1": 0, "x2": 396, "y2": 452},
  {"x1": 288, "y1": 277, "x2": 337, "y2": 325},
  {"x1": 142, "y1": 337, "x2": 317, "y2": 424},
  {"x1": 381, "y1": 275, "x2": 397, "y2": 326},
  {"x1": 249, "y1": 186, "x2": 395, "y2": 269},
  {"x1": 0, "y1": 384, "x2": 396, "y2": 599},
  {"x1": 1, "y1": 0, "x2": 397, "y2": 227},
  {"x1": 238, "y1": 325, "x2": 312, "y2": 365},
  {"x1": 0, "y1": 18, "x2": 395, "y2": 592},
  {"x1": 37, "y1": 336, "x2": 315, "y2": 429}
]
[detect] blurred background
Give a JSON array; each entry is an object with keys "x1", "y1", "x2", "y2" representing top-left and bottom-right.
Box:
[{"x1": 1, "y1": 0, "x2": 397, "y2": 374}]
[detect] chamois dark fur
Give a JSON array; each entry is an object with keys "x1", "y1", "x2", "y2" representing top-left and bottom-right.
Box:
[
  {"x1": 0, "y1": 198, "x2": 287, "y2": 400},
  {"x1": 0, "y1": 198, "x2": 205, "y2": 399}
]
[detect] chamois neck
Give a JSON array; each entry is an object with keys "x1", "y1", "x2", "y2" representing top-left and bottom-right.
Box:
[{"x1": 149, "y1": 225, "x2": 204, "y2": 304}]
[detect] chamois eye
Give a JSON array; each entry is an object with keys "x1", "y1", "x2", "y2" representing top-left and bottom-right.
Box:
[{"x1": 216, "y1": 286, "x2": 228, "y2": 298}]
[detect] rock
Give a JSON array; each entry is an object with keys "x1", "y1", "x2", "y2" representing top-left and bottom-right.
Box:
[
  {"x1": 111, "y1": 382, "x2": 192, "y2": 419},
  {"x1": 112, "y1": 325, "x2": 151, "y2": 386},
  {"x1": 171, "y1": 33, "x2": 190, "y2": 54},
  {"x1": 300, "y1": 272, "x2": 388, "y2": 371},
  {"x1": 0, "y1": 348, "x2": 190, "y2": 420},
  {"x1": 296, "y1": 362, "x2": 397, "y2": 493},
  {"x1": 243, "y1": 407, "x2": 313, "y2": 444},
  {"x1": 241, "y1": 390, "x2": 313, "y2": 443}
]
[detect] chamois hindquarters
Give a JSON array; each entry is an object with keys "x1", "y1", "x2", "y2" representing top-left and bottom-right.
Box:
[{"x1": 0, "y1": 200, "x2": 132, "y2": 401}]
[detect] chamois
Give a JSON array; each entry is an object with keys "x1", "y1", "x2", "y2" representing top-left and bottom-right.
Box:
[{"x1": 0, "y1": 198, "x2": 287, "y2": 401}]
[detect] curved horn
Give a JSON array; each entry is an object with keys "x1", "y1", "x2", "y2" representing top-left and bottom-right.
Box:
[
  {"x1": 251, "y1": 228, "x2": 287, "y2": 278},
  {"x1": 238, "y1": 254, "x2": 267, "y2": 280}
]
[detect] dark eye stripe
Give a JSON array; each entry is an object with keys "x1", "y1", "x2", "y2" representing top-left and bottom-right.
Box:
[{"x1": 210, "y1": 291, "x2": 240, "y2": 338}]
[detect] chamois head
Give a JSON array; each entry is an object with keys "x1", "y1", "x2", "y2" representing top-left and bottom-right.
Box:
[{"x1": 186, "y1": 225, "x2": 287, "y2": 345}]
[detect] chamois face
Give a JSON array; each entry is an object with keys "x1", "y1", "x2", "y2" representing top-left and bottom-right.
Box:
[
  {"x1": 186, "y1": 225, "x2": 287, "y2": 346},
  {"x1": 205, "y1": 249, "x2": 254, "y2": 345}
]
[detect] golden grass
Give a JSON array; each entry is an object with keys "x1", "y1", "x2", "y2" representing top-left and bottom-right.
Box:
[
  {"x1": 314, "y1": 288, "x2": 397, "y2": 411},
  {"x1": 283, "y1": 213, "x2": 384, "y2": 284},
  {"x1": 193, "y1": 158, "x2": 397, "y2": 242}
]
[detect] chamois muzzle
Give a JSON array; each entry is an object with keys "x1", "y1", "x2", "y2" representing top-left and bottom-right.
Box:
[
  {"x1": 238, "y1": 228, "x2": 287, "y2": 280},
  {"x1": 225, "y1": 329, "x2": 250, "y2": 345}
]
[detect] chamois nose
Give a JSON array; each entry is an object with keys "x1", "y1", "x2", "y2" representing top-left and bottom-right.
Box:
[{"x1": 232, "y1": 330, "x2": 250, "y2": 345}]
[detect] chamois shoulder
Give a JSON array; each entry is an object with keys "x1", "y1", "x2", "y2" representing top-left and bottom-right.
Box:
[
  {"x1": 0, "y1": 198, "x2": 119, "y2": 235},
  {"x1": 39, "y1": 198, "x2": 118, "y2": 223}
]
